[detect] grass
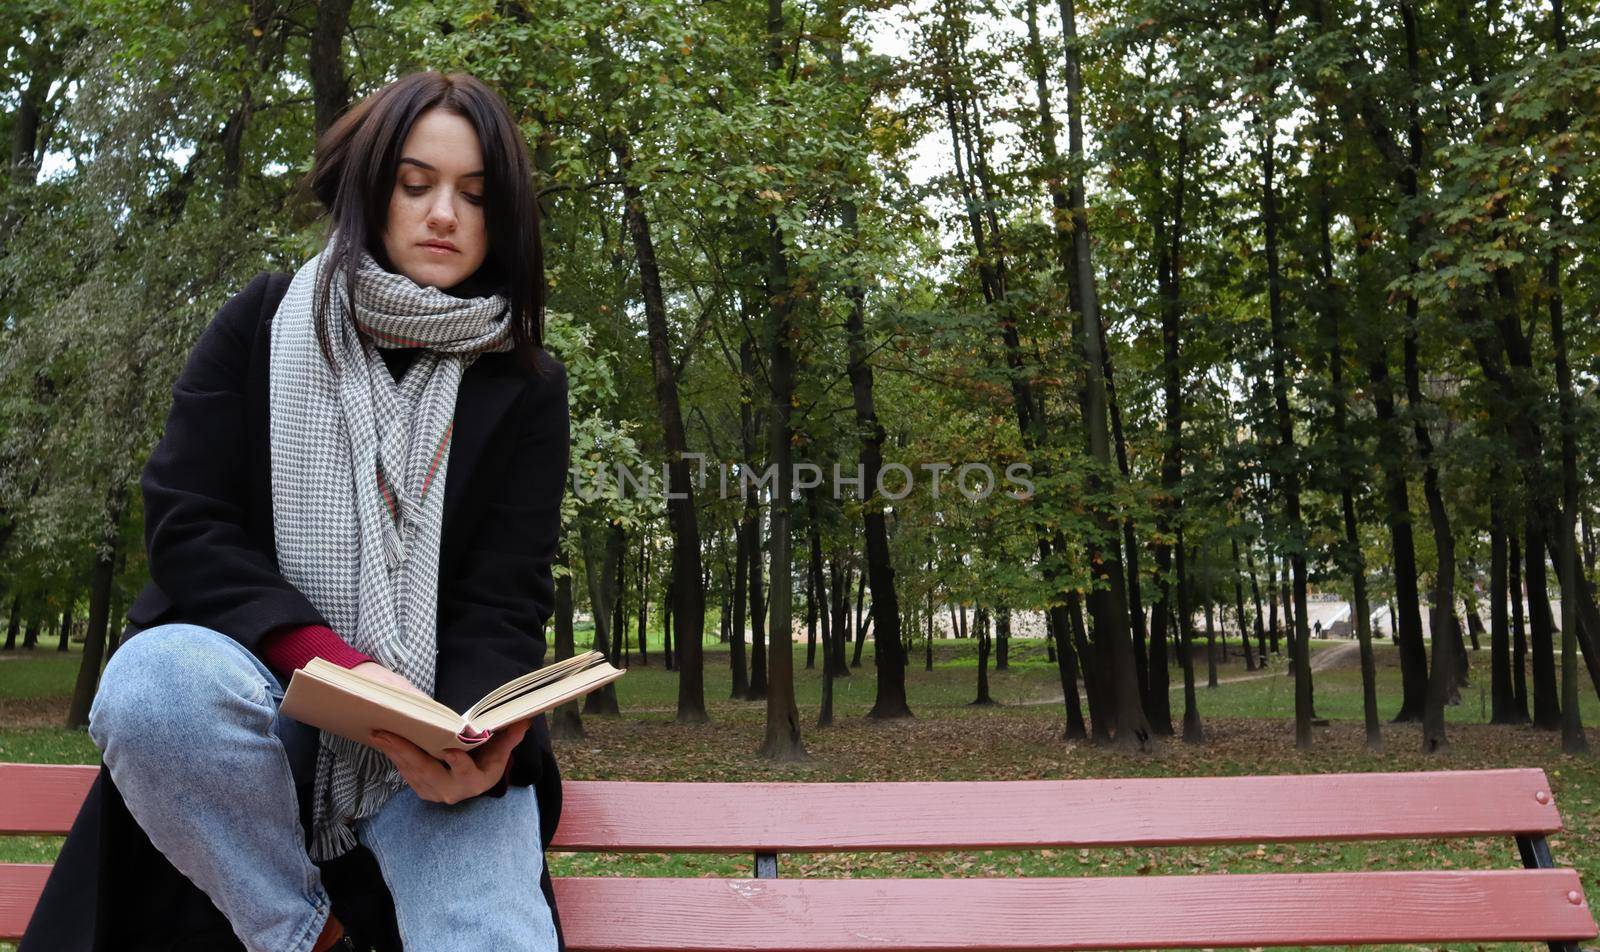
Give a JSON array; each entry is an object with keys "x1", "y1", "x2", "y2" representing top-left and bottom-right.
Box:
[{"x1": 3, "y1": 633, "x2": 1599, "y2": 951}]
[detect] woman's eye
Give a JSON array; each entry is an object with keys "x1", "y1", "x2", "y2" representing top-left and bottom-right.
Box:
[{"x1": 403, "y1": 184, "x2": 482, "y2": 205}]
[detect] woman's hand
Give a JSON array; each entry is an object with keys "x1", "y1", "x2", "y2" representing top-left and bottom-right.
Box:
[{"x1": 369, "y1": 718, "x2": 530, "y2": 805}]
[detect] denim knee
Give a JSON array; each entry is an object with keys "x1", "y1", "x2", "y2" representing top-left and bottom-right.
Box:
[{"x1": 89, "y1": 623, "x2": 273, "y2": 758}]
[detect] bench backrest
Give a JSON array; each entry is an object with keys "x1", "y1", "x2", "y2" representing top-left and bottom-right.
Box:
[{"x1": 2, "y1": 764, "x2": 1594, "y2": 950}]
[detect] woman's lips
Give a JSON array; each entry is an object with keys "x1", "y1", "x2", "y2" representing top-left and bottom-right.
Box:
[{"x1": 420, "y1": 244, "x2": 457, "y2": 255}]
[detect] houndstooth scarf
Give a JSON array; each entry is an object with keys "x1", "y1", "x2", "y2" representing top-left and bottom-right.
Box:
[{"x1": 268, "y1": 236, "x2": 514, "y2": 860}]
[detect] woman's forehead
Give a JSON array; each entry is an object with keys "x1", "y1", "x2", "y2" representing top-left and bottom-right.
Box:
[{"x1": 398, "y1": 111, "x2": 483, "y2": 177}]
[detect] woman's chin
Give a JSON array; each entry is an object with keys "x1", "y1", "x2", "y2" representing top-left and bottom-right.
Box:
[{"x1": 400, "y1": 259, "x2": 473, "y2": 290}]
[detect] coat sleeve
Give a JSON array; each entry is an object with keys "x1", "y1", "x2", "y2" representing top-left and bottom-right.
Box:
[
  {"x1": 140, "y1": 271, "x2": 330, "y2": 654},
  {"x1": 433, "y1": 354, "x2": 570, "y2": 718}
]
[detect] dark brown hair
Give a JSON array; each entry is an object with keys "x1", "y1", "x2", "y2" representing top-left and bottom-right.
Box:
[{"x1": 298, "y1": 71, "x2": 545, "y2": 371}]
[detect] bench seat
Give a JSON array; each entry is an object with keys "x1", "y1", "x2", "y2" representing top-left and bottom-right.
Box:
[{"x1": 3, "y1": 764, "x2": 1595, "y2": 950}]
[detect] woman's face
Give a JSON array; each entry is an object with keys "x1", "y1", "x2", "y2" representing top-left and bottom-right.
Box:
[{"x1": 381, "y1": 108, "x2": 489, "y2": 292}]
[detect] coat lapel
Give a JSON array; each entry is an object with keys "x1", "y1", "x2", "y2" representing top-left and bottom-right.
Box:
[{"x1": 441, "y1": 354, "x2": 526, "y2": 531}]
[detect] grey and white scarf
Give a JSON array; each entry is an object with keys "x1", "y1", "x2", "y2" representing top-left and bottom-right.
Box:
[{"x1": 268, "y1": 236, "x2": 514, "y2": 860}]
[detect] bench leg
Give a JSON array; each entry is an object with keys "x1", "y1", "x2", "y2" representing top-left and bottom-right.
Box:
[
  {"x1": 1517, "y1": 834, "x2": 1586, "y2": 952},
  {"x1": 754, "y1": 852, "x2": 779, "y2": 879}
]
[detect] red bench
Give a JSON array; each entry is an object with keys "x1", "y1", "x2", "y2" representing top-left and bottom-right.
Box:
[{"x1": 2, "y1": 763, "x2": 1595, "y2": 949}]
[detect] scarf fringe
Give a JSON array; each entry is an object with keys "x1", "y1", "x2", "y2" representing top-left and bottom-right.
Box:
[
  {"x1": 310, "y1": 819, "x2": 360, "y2": 862},
  {"x1": 383, "y1": 521, "x2": 406, "y2": 569}
]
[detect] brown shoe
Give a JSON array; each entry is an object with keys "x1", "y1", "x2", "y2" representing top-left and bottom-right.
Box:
[{"x1": 311, "y1": 912, "x2": 351, "y2": 952}]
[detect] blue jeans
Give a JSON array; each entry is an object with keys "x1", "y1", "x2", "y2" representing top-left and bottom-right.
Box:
[{"x1": 88, "y1": 622, "x2": 560, "y2": 952}]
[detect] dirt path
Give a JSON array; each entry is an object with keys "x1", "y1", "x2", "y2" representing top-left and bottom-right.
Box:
[
  {"x1": 1310, "y1": 640, "x2": 1361, "y2": 672},
  {"x1": 1019, "y1": 639, "x2": 1363, "y2": 707}
]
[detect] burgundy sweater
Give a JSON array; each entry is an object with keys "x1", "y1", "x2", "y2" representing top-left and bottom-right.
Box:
[{"x1": 258, "y1": 345, "x2": 510, "y2": 797}]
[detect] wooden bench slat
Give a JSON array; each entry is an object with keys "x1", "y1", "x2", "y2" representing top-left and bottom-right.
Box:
[
  {"x1": 551, "y1": 769, "x2": 1561, "y2": 851},
  {"x1": 11, "y1": 867, "x2": 1589, "y2": 948},
  {"x1": 0, "y1": 763, "x2": 99, "y2": 835},
  {"x1": 553, "y1": 869, "x2": 1597, "y2": 951},
  {"x1": 0, "y1": 766, "x2": 1563, "y2": 848},
  {"x1": 0, "y1": 864, "x2": 52, "y2": 940}
]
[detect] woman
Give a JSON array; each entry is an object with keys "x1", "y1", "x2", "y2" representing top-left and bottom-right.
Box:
[{"x1": 19, "y1": 71, "x2": 570, "y2": 952}]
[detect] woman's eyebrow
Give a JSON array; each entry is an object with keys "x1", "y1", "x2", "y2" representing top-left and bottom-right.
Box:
[{"x1": 398, "y1": 157, "x2": 485, "y2": 178}]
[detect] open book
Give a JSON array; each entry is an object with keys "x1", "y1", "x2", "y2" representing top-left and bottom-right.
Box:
[{"x1": 280, "y1": 650, "x2": 624, "y2": 758}]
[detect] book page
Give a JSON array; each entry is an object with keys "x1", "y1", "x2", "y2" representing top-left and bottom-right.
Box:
[
  {"x1": 465, "y1": 650, "x2": 608, "y2": 720},
  {"x1": 468, "y1": 662, "x2": 627, "y2": 732},
  {"x1": 301, "y1": 659, "x2": 461, "y2": 724}
]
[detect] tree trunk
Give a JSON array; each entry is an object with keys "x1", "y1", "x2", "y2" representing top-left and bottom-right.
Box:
[
  {"x1": 4, "y1": 595, "x2": 20, "y2": 650},
  {"x1": 1256, "y1": 0, "x2": 1312, "y2": 748},
  {"x1": 1309, "y1": 89, "x2": 1377, "y2": 746},
  {"x1": 636, "y1": 538, "x2": 650, "y2": 667},
  {"x1": 1047, "y1": 603, "x2": 1087, "y2": 740},
  {"x1": 612, "y1": 527, "x2": 629, "y2": 668},
  {"x1": 1203, "y1": 561, "x2": 1218, "y2": 689},
  {"x1": 1017, "y1": 0, "x2": 1120, "y2": 745},
  {"x1": 67, "y1": 491, "x2": 126, "y2": 729},
  {"x1": 1176, "y1": 535, "x2": 1203, "y2": 743},
  {"x1": 1548, "y1": 0, "x2": 1586, "y2": 754},
  {"x1": 105, "y1": 570, "x2": 125, "y2": 665},
  {"x1": 1067, "y1": 593, "x2": 1097, "y2": 739},
  {"x1": 1148, "y1": 558, "x2": 1175, "y2": 738},
  {"x1": 1489, "y1": 506, "x2": 1522, "y2": 724},
  {"x1": 1526, "y1": 519, "x2": 1561, "y2": 729},
  {"x1": 806, "y1": 494, "x2": 824, "y2": 672},
  {"x1": 1413, "y1": 329, "x2": 1460, "y2": 752},
  {"x1": 1231, "y1": 539, "x2": 1256, "y2": 672},
  {"x1": 1510, "y1": 531, "x2": 1531, "y2": 721},
  {"x1": 732, "y1": 503, "x2": 752, "y2": 699},
  {"x1": 665, "y1": 569, "x2": 677, "y2": 671},
  {"x1": 748, "y1": 506, "x2": 768, "y2": 701},
  {"x1": 1266, "y1": 554, "x2": 1280, "y2": 657},
  {"x1": 758, "y1": 0, "x2": 804, "y2": 759},
  {"x1": 1247, "y1": 547, "x2": 1267, "y2": 664},
  {"x1": 611, "y1": 132, "x2": 700, "y2": 723},
  {"x1": 1061, "y1": 0, "x2": 1149, "y2": 751},
  {"x1": 729, "y1": 321, "x2": 760, "y2": 699},
  {"x1": 1364, "y1": 339, "x2": 1428, "y2": 721},
  {"x1": 551, "y1": 554, "x2": 584, "y2": 739},
  {"x1": 829, "y1": 558, "x2": 852, "y2": 678},
  {"x1": 7, "y1": 22, "x2": 60, "y2": 187},
  {"x1": 1144, "y1": 104, "x2": 1187, "y2": 738},
  {"x1": 996, "y1": 606, "x2": 1010, "y2": 671},
  {"x1": 1279, "y1": 560, "x2": 1294, "y2": 662},
  {"x1": 1583, "y1": 508, "x2": 1595, "y2": 577},
  {"x1": 971, "y1": 607, "x2": 995, "y2": 706},
  {"x1": 579, "y1": 519, "x2": 621, "y2": 715},
  {"x1": 308, "y1": 0, "x2": 353, "y2": 136},
  {"x1": 827, "y1": 0, "x2": 909, "y2": 718},
  {"x1": 814, "y1": 495, "x2": 835, "y2": 727},
  {"x1": 851, "y1": 568, "x2": 869, "y2": 668},
  {"x1": 1345, "y1": 476, "x2": 1382, "y2": 752},
  {"x1": 1465, "y1": 606, "x2": 1485, "y2": 653},
  {"x1": 1450, "y1": 612, "x2": 1469, "y2": 692}
]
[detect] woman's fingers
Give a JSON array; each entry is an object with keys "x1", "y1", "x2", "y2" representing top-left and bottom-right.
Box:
[
  {"x1": 470, "y1": 719, "x2": 528, "y2": 772},
  {"x1": 441, "y1": 747, "x2": 480, "y2": 777},
  {"x1": 371, "y1": 730, "x2": 450, "y2": 799},
  {"x1": 371, "y1": 729, "x2": 509, "y2": 803}
]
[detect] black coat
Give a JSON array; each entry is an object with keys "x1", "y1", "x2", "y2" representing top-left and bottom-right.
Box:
[{"x1": 20, "y1": 270, "x2": 570, "y2": 951}]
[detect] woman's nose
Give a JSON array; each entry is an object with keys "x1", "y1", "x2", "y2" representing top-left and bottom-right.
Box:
[{"x1": 426, "y1": 193, "x2": 457, "y2": 230}]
